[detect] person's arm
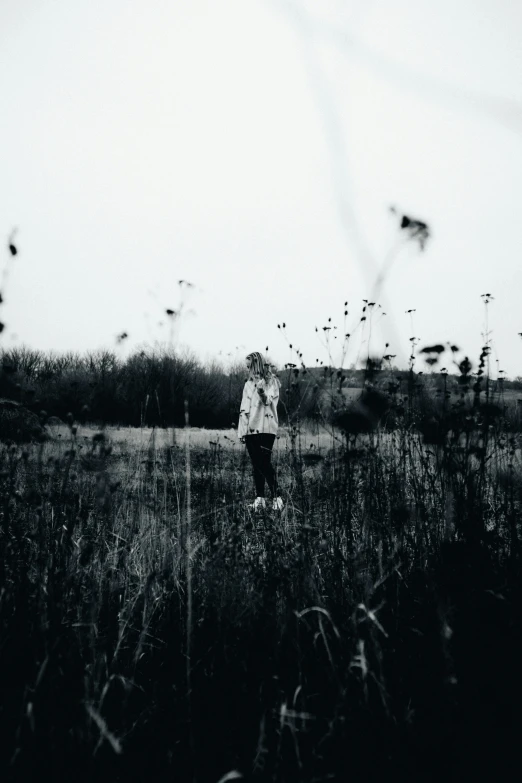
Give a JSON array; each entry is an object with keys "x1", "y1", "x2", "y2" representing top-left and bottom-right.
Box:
[
  {"x1": 238, "y1": 382, "x2": 250, "y2": 441},
  {"x1": 256, "y1": 377, "x2": 279, "y2": 405}
]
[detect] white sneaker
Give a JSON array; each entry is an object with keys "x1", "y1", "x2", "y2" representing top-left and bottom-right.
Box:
[
  {"x1": 249, "y1": 497, "x2": 266, "y2": 511},
  {"x1": 272, "y1": 497, "x2": 284, "y2": 511}
]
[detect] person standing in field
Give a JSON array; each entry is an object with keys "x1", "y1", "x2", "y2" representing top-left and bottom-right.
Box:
[{"x1": 238, "y1": 351, "x2": 284, "y2": 511}]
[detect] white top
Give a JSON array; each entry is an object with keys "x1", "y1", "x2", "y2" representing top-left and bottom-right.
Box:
[{"x1": 238, "y1": 376, "x2": 280, "y2": 438}]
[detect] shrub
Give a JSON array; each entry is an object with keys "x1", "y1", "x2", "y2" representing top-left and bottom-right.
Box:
[{"x1": 0, "y1": 398, "x2": 46, "y2": 443}]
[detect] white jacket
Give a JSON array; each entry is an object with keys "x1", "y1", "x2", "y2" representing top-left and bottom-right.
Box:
[{"x1": 238, "y1": 376, "x2": 280, "y2": 438}]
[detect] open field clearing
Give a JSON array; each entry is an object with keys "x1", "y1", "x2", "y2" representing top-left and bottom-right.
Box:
[
  {"x1": 46, "y1": 420, "x2": 522, "y2": 474},
  {"x1": 47, "y1": 423, "x2": 345, "y2": 452},
  {"x1": 2, "y1": 409, "x2": 522, "y2": 782}
]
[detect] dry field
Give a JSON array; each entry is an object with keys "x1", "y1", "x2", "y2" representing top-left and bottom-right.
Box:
[
  {"x1": 2, "y1": 409, "x2": 522, "y2": 782},
  {"x1": 48, "y1": 423, "x2": 343, "y2": 450}
]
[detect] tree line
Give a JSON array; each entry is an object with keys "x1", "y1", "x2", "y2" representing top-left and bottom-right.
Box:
[
  {"x1": 0, "y1": 346, "x2": 323, "y2": 428},
  {"x1": 0, "y1": 345, "x2": 518, "y2": 430}
]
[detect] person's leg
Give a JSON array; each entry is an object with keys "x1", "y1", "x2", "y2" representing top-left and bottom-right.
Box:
[
  {"x1": 245, "y1": 435, "x2": 266, "y2": 497},
  {"x1": 258, "y1": 434, "x2": 278, "y2": 496}
]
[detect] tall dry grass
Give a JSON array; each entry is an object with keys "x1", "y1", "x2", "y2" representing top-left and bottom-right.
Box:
[
  {"x1": 0, "y1": 378, "x2": 521, "y2": 782},
  {"x1": 1, "y1": 233, "x2": 521, "y2": 781}
]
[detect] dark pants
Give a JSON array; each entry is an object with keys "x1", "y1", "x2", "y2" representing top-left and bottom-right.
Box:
[{"x1": 245, "y1": 434, "x2": 278, "y2": 497}]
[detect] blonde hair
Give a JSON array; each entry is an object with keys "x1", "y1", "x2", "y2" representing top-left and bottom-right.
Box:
[{"x1": 246, "y1": 351, "x2": 278, "y2": 384}]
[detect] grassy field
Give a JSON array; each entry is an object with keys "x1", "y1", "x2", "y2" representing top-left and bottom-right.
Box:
[
  {"x1": 1, "y1": 408, "x2": 522, "y2": 782},
  {"x1": 48, "y1": 423, "x2": 343, "y2": 451}
]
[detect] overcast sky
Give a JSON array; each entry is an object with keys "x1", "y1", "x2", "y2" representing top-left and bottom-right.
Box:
[{"x1": 1, "y1": 0, "x2": 522, "y2": 377}]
